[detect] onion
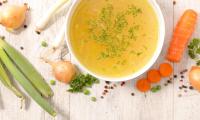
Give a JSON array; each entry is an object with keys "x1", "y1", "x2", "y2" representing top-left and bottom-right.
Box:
[
  {"x1": 35, "y1": 0, "x2": 70, "y2": 33},
  {"x1": 0, "y1": 4, "x2": 28, "y2": 29},
  {"x1": 45, "y1": 59, "x2": 76, "y2": 83},
  {"x1": 189, "y1": 66, "x2": 200, "y2": 91}
]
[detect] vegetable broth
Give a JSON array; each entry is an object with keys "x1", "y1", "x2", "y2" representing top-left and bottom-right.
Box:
[{"x1": 70, "y1": 0, "x2": 158, "y2": 78}]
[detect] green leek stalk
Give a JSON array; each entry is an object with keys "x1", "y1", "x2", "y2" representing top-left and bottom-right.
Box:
[
  {"x1": 0, "y1": 61, "x2": 24, "y2": 99},
  {"x1": 0, "y1": 39, "x2": 53, "y2": 97},
  {"x1": 0, "y1": 48, "x2": 56, "y2": 116}
]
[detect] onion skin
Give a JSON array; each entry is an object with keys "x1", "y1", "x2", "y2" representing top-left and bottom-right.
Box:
[
  {"x1": 0, "y1": 4, "x2": 28, "y2": 29},
  {"x1": 51, "y1": 61, "x2": 76, "y2": 83},
  {"x1": 189, "y1": 66, "x2": 200, "y2": 91}
]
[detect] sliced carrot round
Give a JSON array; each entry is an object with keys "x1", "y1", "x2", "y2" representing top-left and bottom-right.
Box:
[
  {"x1": 159, "y1": 63, "x2": 173, "y2": 77},
  {"x1": 136, "y1": 78, "x2": 151, "y2": 92},
  {"x1": 147, "y1": 69, "x2": 161, "y2": 83}
]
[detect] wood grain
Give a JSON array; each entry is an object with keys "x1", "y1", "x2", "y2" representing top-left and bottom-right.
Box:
[{"x1": 0, "y1": 0, "x2": 199, "y2": 120}]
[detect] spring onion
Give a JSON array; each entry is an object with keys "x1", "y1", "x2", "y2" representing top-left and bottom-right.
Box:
[
  {"x1": 0, "y1": 61, "x2": 24, "y2": 99},
  {"x1": 0, "y1": 38, "x2": 53, "y2": 97},
  {"x1": 35, "y1": 0, "x2": 70, "y2": 33},
  {"x1": 0, "y1": 48, "x2": 56, "y2": 116}
]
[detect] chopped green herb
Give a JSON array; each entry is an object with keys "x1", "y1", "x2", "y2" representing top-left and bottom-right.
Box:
[
  {"x1": 87, "y1": 4, "x2": 142, "y2": 59},
  {"x1": 91, "y1": 97, "x2": 97, "y2": 102},
  {"x1": 114, "y1": 13, "x2": 128, "y2": 33},
  {"x1": 83, "y1": 89, "x2": 90, "y2": 95},
  {"x1": 41, "y1": 41, "x2": 48, "y2": 47},
  {"x1": 151, "y1": 85, "x2": 161, "y2": 93},
  {"x1": 137, "y1": 52, "x2": 143, "y2": 56},
  {"x1": 68, "y1": 74, "x2": 99, "y2": 93},
  {"x1": 130, "y1": 50, "x2": 136, "y2": 54},
  {"x1": 197, "y1": 60, "x2": 200, "y2": 66},
  {"x1": 188, "y1": 50, "x2": 196, "y2": 59},
  {"x1": 50, "y1": 80, "x2": 56, "y2": 85},
  {"x1": 121, "y1": 59, "x2": 127, "y2": 65},
  {"x1": 143, "y1": 45, "x2": 148, "y2": 50},
  {"x1": 95, "y1": 79, "x2": 100, "y2": 84},
  {"x1": 126, "y1": 5, "x2": 142, "y2": 16},
  {"x1": 188, "y1": 38, "x2": 200, "y2": 65}
]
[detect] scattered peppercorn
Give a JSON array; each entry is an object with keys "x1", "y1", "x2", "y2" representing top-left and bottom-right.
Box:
[
  {"x1": 180, "y1": 80, "x2": 183, "y2": 82},
  {"x1": 20, "y1": 46, "x2": 24, "y2": 50},
  {"x1": 164, "y1": 83, "x2": 168, "y2": 86},
  {"x1": 104, "y1": 90, "x2": 108, "y2": 93},
  {"x1": 167, "y1": 80, "x2": 172, "y2": 84},
  {"x1": 111, "y1": 86, "x2": 114, "y2": 89},
  {"x1": 189, "y1": 86, "x2": 194, "y2": 90},
  {"x1": 100, "y1": 96, "x2": 104, "y2": 99},
  {"x1": 0, "y1": 2, "x2": 2, "y2": 6},
  {"x1": 23, "y1": 24, "x2": 27, "y2": 28},
  {"x1": 173, "y1": 75, "x2": 177, "y2": 78},
  {"x1": 182, "y1": 85, "x2": 187, "y2": 89},
  {"x1": 179, "y1": 86, "x2": 182, "y2": 90},
  {"x1": 36, "y1": 31, "x2": 41, "y2": 35},
  {"x1": 105, "y1": 81, "x2": 110, "y2": 84},
  {"x1": 173, "y1": 1, "x2": 176, "y2": 5},
  {"x1": 121, "y1": 82, "x2": 126, "y2": 86},
  {"x1": 178, "y1": 94, "x2": 182, "y2": 97},
  {"x1": 104, "y1": 86, "x2": 108, "y2": 89},
  {"x1": 131, "y1": 93, "x2": 135, "y2": 96},
  {"x1": 180, "y1": 69, "x2": 188, "y2": 74},
  {"x1": 181, "y1": 75, "x2": 184, "y2": 78}
]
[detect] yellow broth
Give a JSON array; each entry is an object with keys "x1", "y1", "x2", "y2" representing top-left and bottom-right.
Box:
[{"x1": 70, "y1": 0, "x2": 158, "y2": 78}]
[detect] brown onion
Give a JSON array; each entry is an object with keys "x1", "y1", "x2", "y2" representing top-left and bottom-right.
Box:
[
  {"x1": 46, "y1": 60, "x2": 76, "y2": 83},
  {"x1": 189, "y1": 66, "x2": 200, "y2": 91},
  {"x1": 0, "y1": 4, "x2": 28, "y2": 29}
]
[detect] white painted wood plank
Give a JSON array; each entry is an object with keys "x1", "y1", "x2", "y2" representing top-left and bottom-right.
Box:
[
  {"x1": 173, "y1": 1, "x2": 200, "y2": 120},
  {"x1": 131, "y1": 0, "x2": 174, "y2": 120}
]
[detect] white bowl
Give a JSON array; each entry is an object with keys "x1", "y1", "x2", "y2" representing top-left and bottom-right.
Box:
[{"x1": 65, "y1": 0, "x2": 165, "y2": 81}]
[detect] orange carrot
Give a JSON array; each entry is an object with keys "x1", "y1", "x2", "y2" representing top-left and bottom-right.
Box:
[
  {"x1": 136, "y1": 78, "x2": 151, "y2": 92},
  {"x1": 159, "y1": 63, "x2": 173, "y2": 77},
  {"x1": 166, "y1": 9, "x2": 198, "y2": 62},
  {"x1": 147, "y1": 69, "x2": 161, "y2": 83}
]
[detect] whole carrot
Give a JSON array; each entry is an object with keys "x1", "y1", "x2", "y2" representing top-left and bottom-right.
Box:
[{"x1": 166, "y1": 9, "x2": 198, "y2": 62}]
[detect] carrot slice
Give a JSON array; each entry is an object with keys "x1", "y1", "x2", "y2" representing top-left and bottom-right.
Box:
[
  {"x1": 136, "y1": 78, "x2": 151, "y2": 92},
  {"x1": 159, "y1": 63, "x2": 173, "y2": 77},
  {"x1": 166, "y1": 9, "x2": 198, "y2": 62},
  {"x1": 147, "y1": 69, "x2": 161, "y2": 83}
]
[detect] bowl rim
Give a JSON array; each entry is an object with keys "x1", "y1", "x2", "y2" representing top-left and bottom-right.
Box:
[{"x1": 65, "y1": 0, "x2": 165, "y2": 81}]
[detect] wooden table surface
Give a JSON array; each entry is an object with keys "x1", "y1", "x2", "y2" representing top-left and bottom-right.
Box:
[{"x1": 0, "y1": 0, "x2": 200, "y2": 120}]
